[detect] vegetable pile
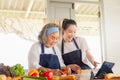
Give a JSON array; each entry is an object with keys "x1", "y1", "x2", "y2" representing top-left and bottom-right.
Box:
[
  {"x1": 0, "y1": 63, "x2": 25, "y2": 80},
  {"x1": 10, "y1": 64, "x2": 25, "y2": 76},
  {"x1": 0, "y1": 63, "x2": 14, "y2": 77},
  {"x1": 28, "y1": 69, "x2": 53, "y2": 80}
]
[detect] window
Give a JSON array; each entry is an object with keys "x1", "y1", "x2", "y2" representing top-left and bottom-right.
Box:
[{"x1": 75, "y1": 2, "x2": 102, "y2": 68}]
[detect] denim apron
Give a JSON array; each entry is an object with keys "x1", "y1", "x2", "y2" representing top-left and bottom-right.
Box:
[
  {"x1": 61, "y1": 38, "x2": 90, "y2": 69},
  {"x1": 39, "y1": 44, "x2": 60, "y2": 69}
]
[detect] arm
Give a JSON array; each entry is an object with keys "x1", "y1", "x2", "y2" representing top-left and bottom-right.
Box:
[
  {"x1": 28, "y1": 42, "x2": 41, "y2": 70},
  {"x1": 86, "y1": 50, "x2": 99, "y2": 68},
  {"x1": 66, "y1": 64, "x2": 81, "y2": 74},
  {"x1": 79, "y1": 37, "x2": 99, "y2": 68}
]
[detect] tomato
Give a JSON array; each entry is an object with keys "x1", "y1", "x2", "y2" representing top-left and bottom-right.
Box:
[
  {"x1": 12, "y1": 76, "x2": 23, "y2": 80},
  {"x1": 40, "y1": 71, "x2": 53, "y2": 80}
]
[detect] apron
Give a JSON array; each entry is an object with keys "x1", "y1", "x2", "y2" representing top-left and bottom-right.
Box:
[
  {"x1": 39, "y1": 44, "x2": 60, "y2": 69},
  {"x1": 61, "y1": 38, "x2": 90, "y2": 69}
]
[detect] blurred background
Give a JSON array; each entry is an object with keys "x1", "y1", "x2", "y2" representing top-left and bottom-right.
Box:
[{"x1": 0, "y1": 0, "x2": 120, "y2": 73}]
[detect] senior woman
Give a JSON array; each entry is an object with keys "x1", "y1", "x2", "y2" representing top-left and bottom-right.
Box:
[{"x1": 28, "y1": 23, "x2": 66, "y2": 76}]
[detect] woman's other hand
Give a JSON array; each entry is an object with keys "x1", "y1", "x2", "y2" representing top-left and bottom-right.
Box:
[
  {"x1": 92, "y1": 61, "x2": 99, "y2": 69},
  {"x1": 51, "y1": 69, "x2": 64, "y2": 76},
  {"x1": 67, "y1": 64, "x2": 81, "y2": 74}
]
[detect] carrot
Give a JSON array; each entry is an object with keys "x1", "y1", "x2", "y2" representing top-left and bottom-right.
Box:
[
  {"x1": 6, "y1": 76, "x2": 12, "y2": 80},
  {"x1": 12, "y1": 76, "x2": 23, "y2": 80},
  {"x1": 28, "y1": 69, "x2": 39, "y2": 77}
]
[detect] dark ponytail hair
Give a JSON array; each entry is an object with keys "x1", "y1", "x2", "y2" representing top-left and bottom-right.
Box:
[{"x1": 62, "y1": 18, "x2": 77, "y2": 30}]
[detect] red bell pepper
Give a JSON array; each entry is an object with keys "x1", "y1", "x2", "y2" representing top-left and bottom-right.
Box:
[
  {"x1": 40, "y1": 70, "x2": 53, "y2": 80},
  {"x1": 31, "y1": 72, "x2": 39, "y2": 77},
  {"x1": 28, "y1": 69, "x2": 39, "y2": 77}
]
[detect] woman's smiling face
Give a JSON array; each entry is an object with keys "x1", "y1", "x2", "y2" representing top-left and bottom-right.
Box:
[{"x1": 63, "y1": 24, "x2": 77, "y2": 42}]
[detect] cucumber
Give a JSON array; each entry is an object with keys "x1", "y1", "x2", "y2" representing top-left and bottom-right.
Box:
[{"x1": 21, "y1": 76, "x2": 47, "y2": 80}]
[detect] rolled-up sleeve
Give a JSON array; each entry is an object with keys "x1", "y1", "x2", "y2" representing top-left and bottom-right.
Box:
[{"x1": 28, "y1": 42, "x2": 41, "y2": 70}]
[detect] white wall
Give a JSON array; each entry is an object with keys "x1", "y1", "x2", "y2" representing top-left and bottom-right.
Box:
[{"x1": 102, "y1": 0, "x2": 120, "y2": 73}]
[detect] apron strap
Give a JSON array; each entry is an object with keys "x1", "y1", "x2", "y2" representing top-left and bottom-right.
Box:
[
  {"x1": 41, "y1": 43, "x2": 44, "y2": 53},
  {"x1": 41, "y1": 44, "x2": 56, "y2": 54},
  {"x1": 73, "y1": 38, "x2": 80, "y2": 49},
  {"x1": 52, "y1": 47, "x2": 56, "y2": 54},
  {"x1": 61, "y1": 39, "x2": 64, "y2": 54}
]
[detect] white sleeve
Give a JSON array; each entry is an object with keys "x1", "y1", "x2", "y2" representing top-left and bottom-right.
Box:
[
  {"x1": 28, "y1": 42, "x2": 41, "y2": 70},
  {"x1": 79, "y1": 37, "x2": 90, "y2": 51},
  {"x1": 78, "y1": 37, "x2": 92, "y2": 68},
  {"x1": 54, "y1": 46, "x2": 66, "y2": 67}
]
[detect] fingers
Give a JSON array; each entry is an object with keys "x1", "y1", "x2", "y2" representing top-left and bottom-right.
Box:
[
  {"x1": 52, "y1": 69, "x2": 64, "y2": 76},
  {"x1": 72, "y1": 65, "x2": 81, "y2": 74},
  {"x1": 93, "y1": 61, "x2": 100, "y2": 68},
  {"x1": 67, "y1": 64, "x2": 81, "y2": 73},
  {"x1": 74, "y1": 64, "x2": 81, "y2": 69},
  {"x1": 61, "y1": 66, "x2": 67, "y2": 70},
  {"x1": 37, "y1": 66, "x2": 46, "y2": 71},
  {"x1": 56, "y1": 70, "x2": 64, "y2": 76},
  {"x1": 74, "y1": 64, "x2": 80, "y2": 70}
]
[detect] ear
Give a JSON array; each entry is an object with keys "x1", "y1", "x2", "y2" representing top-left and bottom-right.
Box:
[
  {"x1": 62, "y1": 29, "x2": 64, "y2": 34},
  {"x1": 44, "y1": 37, "x2": 47, "y2": 43}
]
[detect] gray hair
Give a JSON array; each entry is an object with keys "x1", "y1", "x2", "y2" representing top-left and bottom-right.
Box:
[{"x1": 38, "y1": 23, "x2": 61, "y2": 44}]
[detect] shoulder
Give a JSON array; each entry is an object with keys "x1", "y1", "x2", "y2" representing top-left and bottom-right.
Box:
[
  {"x1": 54, "y1": 45, "x2": 61, "y2": 53},
  {"x1": 28, "y1": 42, "x2": 41, "y2": 55},
  {"x1": 56, "y1": 40, "x2": 62, "y2": 49},
  {"x1": 54, "y1": 45, "x2": 60, "y2": 50},
  {"x1": 28, "y1": 42, "x2": 41, "y2": 61},
  {"x1": 74, "y1": 36, "x2": 86, "y2": 42},
  {"x1": 54, "y1": 45, "x2": 61, "y2": 55},
  {"x1": 30, "y1": 42, "x2": 41, "y2": 50}
]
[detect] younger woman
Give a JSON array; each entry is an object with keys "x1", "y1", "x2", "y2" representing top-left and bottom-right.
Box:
[{"x1": 58, "y1": 19, "x2": 99, "y2": 73}]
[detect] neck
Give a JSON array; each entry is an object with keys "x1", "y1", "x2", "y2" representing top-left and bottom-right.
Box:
[
  {"x1": 63, "y1": 38, "x2": 73, "y2": 42},
  {"x1": 45, "y1": 44, "x2": 51, "y2": 48}
]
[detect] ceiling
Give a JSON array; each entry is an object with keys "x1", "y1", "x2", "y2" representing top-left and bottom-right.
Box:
[
  {"x1": 75, "y1": 2, "x2": 99, "y2": 22},
  {"x1": 0, "y1": 0, "x2": 100, "y2": 40},
  {"x1": 0, "y1": 0, "x2": 99, "y2": 20},
  {"x1": 0, "y1": 0, "x2": 46, "y2": 19}
]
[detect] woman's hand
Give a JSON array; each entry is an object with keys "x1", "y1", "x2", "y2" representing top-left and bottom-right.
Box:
[
  {"x1": 37, "y1": 67, "x2": 52, "y2": 72},
  {"x1": 86, "y1": 50, "x2": 99, "y2": 69},
  {"x1": 92, "y1": 61, "x2": 99, "y2": 69},
  {"x1": 51, "y1": 69, "x2": 64, "y2": 76},
  {"x1": 67, "y1": 64, "x2": 81, "y2": 74},
  {"x1": 38, "y1": 67, "x2": 64, "y2": 76}
]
